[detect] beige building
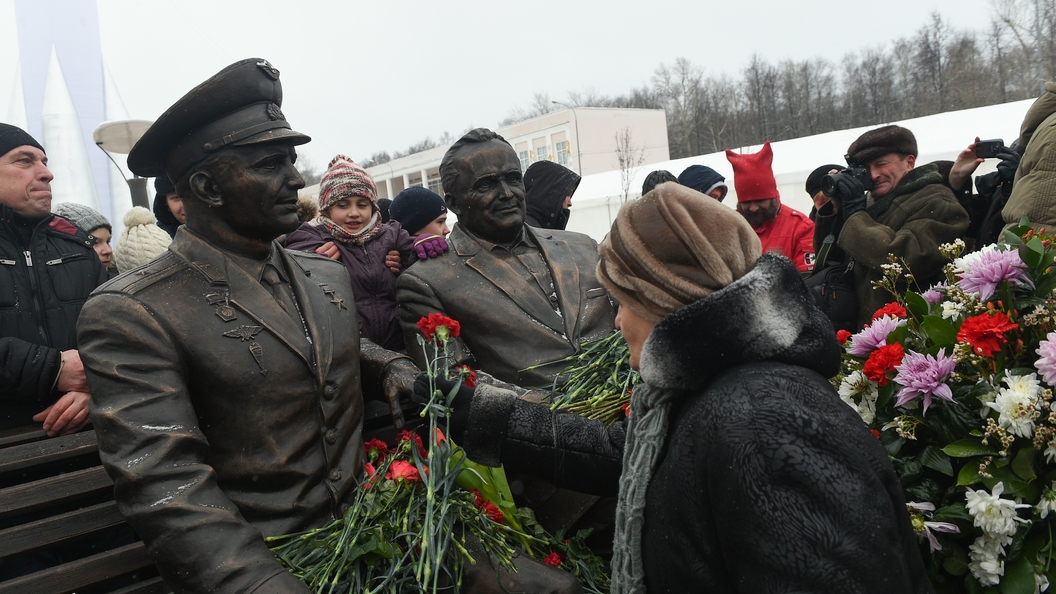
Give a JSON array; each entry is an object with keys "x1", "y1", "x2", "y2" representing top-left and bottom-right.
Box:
[{"x1": 300, "y1": 107, "x2": 669, "y2": 201}]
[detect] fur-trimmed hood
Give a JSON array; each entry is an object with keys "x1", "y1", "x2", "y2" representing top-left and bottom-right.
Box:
[{"x1": 638, "y1": 253, "x2": 841, "y2": 390}]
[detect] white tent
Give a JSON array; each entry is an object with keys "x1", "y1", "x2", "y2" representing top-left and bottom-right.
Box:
[{"x1": 566, "y1": 99, "x2": 1036, "y2": 241}]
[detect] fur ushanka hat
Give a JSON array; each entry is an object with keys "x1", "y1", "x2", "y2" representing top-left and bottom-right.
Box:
[{"x1": 846, "y1": 125, "x2": 918, "y2": 166}]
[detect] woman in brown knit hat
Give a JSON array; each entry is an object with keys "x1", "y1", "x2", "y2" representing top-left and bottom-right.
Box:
[{"x1": 417, "y1": 182, "x2": 933, "y2": 594}]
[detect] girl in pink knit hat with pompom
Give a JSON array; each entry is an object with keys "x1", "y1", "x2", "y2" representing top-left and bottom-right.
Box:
[{"x1": 284, "y1": 155, "x2": 416, "y2": 351}]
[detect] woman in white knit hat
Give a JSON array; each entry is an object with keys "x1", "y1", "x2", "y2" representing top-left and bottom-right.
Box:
[{"x1": 113, "y1": 206, "x2": 172, "y2": 273}]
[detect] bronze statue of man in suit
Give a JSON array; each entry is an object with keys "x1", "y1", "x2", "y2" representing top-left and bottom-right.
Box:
[
  {"x1": 76, "y1": 59, "x2": 419, "y2": 594},
  {"x1": 397, "y1": 128, "x2": 616, "y2": 388}
]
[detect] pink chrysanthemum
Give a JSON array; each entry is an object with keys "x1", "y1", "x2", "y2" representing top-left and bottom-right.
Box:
[
  {"x1": 921, "y1": 283, "x2": 946, "y2": 305},
  {"x1": 1036, "y1": 332, "x2": 1056, "y2": 386},
  {"x1": 847, "y1": 315, "x2": 904, "y2": 356},
  {"x1": 953, "y1": 245, "x2": 1033, "y2": 301},
  {"x1": 894, "y1": 348, "x2": 957, "y2": 412}
]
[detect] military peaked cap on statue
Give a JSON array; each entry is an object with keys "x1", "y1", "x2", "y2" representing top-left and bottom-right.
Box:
[{"x1": 128, "y1": 58, "x2": 310, "y2": 180}]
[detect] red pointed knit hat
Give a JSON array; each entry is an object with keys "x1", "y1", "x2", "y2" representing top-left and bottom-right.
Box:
[{"x1": 725, "y1": 141, "x2": 779, "y2": 203}]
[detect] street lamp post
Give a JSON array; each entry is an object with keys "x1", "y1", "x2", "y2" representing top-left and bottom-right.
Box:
[
  {"x1": 92, "y1": 120, "x2": 153, "y2": 209},
  {"x1": 552, "y1": 100, "x2": 582, "y2": 176}
]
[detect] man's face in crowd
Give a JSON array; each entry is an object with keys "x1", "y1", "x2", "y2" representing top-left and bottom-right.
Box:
[
  {"x1": 166, "y1": 192, "x2": 186, "y2": 224},
  {"x1": 202, "y1": 142, "x2": 305, "y2": 242},
  {"x1": 0, "y1": 146, "x2": 53, "y2": 218},
  {"x1": 869, "y1": 153, "x2": 915, "y2": 198},
  {"x1": 450, "y1": 140, "x2": 525, "y2": 243},
  {"x1": 736, "y1": 198, "x2": 779, "y2": 229}
]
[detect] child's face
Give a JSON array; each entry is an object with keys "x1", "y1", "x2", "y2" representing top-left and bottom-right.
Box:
[
  {"x1": 416, "y1": 213, "x2": 450, "y2": 238},
  {"x1": 326, "y1": 196, "x2": 374, "y2": 233}
]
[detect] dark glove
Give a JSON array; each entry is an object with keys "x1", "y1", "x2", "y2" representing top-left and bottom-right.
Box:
[
  {"x1": 413, "y1": 235, "x2": 449, "y2": 260},
  {"x1": 412, "y1": 374, "x2": 474, "y2": 442},
  {"x1": 834, "y1": 175, "x2": 867, "y2": 217},
  {"x1": 995, "y1": 146, "x2": 1021, "y2": 184}
]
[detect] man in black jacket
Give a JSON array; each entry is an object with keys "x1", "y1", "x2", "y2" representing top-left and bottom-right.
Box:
[{"x1": 0, "y1": 123, "x2": 108, "y2": 433}]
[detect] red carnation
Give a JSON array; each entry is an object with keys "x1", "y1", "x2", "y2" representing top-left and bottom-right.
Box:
[
  {"x1": 862, "y1": 343, "x2": 904, "y2": 386},
  {"x1": 416, "y1": 313, "x2": 461, "y2": 344},
  {"x1": 397, "y1": 429, "x2": 428, "y2": 459},
  {"x1": 872, "y1": 302, "x2": 907, "y2": 320},
  {"x1": 836, "y1": 329, "x2": 852, "y2": 345},
  {"x1": 361, "y1": 462, "x2": 377, "y2": 490},
  {"x1": 456, "y1": 365, "x2": 477, "y2": 389},
  {"x1": 543, "y1": 552, "x2": 562, "y2": 567},
  {"x1": 470, "y1": 489, "x2": 504, "y2": 524},
  {"x1": 364, "y1": 438, "x2": 388, "y2": 461},
  {"x1": 870, "y1": 429, "x2": 881, "y2": 439},
  {"x1": 957, "y1": 311, "x2": 1018, "y2": 357},
  {"x1": 621, "y1": 402, "x2": 631, "y2": 417},
  {"x1": 386, "y1": 460, "x2": 421, "y2": 482}
]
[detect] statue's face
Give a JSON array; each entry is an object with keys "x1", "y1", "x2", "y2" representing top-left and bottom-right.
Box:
[
  {"x1": 206, "y1": 143, "x2": 305, "y2": 242},
  {"x1": 450, "y1": 141, "x2": 525, "y2": 243}
]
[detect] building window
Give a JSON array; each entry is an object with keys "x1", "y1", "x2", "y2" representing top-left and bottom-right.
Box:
[
  {"x1": 536, "y1": 146, "x2": 549, "y2": 162},
  {"x1": 519, "y1": 150, "x2": 530, "y2": 171},
  {"x1": 555, "y1": 141, "x2": 570, "y2": 167},
  {"x1": 428, "y1": 177, "x2": 444, "y2": 197}
]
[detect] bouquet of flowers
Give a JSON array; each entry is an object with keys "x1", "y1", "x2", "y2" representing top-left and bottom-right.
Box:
[
  {"x1": 836, "y1": 219, "x2": 1056, "y2": 594},
  {"x1": 543, "y1": 330, "x2": 640, "y2": 426},
  {"x1": 268, "y1": 313, "x2": 610, "y2": 593}
]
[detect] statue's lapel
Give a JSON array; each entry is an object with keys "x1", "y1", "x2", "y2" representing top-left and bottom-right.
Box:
[
  {"x1": 281, "y1": 249, "x2": 336, "y2": 383},
  {"x1": 533, "y1": 231, "x2": 581, "y2": 339},
  {"x1": 464, "y1": 247, "x2": 566, "y2": 335},
  {"x1": 222, "y1": 257, "x2": 313, "y2": 369}
]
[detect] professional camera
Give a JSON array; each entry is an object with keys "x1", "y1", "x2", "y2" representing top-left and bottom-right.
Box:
[{"x1": 821, "y1": 166, "x2": 874, "y2": 197}]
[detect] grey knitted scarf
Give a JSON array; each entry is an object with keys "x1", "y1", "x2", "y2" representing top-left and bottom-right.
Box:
[{"x1": 610, "y1": 382, "x2": 684, "y2": 594}]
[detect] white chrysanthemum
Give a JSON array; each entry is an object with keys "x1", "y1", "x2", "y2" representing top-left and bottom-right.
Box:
[
  {"x1": 838, "y1": 370, "x2": 879, "y2": 424},
  {"x1": 1038, "y1": 572, "x2": 1051, "y2": 593},
  {"x1": 942, "y1": 301, "x2": 965, "y2": 320},
  {"x1": 1037, "y1": 484, "x2": 1056, "y2": 519},
  {"x1": 969, "y1": 535, "x2": 1007, "y2": 587},
  {"x1": 987, "y1": 374, "x2": 1042, "y2": 438},
  {"x1": 965, "y1": 482, "x2": 1031, "y2": 537}
]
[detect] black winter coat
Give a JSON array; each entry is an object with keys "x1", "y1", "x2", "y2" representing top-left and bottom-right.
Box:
[
  {"x1": 0, "y1": 205, "x2": 107, "y2": 428},
  {"x1": 461, "y1": 254, "x2": 932, "y2": 594}
]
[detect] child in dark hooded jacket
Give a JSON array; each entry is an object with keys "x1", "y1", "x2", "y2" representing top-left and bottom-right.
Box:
[{"x1": 284, "y1": 155, "x2": 414, "y2": 351}]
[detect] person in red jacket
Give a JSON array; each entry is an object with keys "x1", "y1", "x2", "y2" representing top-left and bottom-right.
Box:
[{"x1": 726, "y1": 141, "x2": 815, "y2": 274}]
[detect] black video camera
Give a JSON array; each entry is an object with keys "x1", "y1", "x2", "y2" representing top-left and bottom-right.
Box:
[{"x1": 821, "y1": 165, "x2": 874, "y2": 197}]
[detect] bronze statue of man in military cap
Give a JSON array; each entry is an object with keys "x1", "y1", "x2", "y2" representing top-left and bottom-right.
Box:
[{"x1": 76, "y1": 59, "x2": 421, "y2": 593}]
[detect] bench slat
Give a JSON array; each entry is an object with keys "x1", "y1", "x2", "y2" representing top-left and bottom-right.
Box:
[
  {"x1": 0, "y1": 426, "x2": 47, "y2": 448},
  {"x1": 0, "y1": 542, "x2": 152, "y2": 594},
  {"x1": 0, "y1": 500, "x2": 125, "y2": 558},
  {"x1": 108, "y1": 576, "x2": 169, "y2": 594},
  {"x1": 0, "y1": 465, "x2": 113, "y2": 520},
  {"x1": 0, "y1": 430, "x2": 99, "y2": 474}
]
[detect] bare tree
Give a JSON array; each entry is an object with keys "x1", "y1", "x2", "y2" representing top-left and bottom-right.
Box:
[
  {"x1": 295, "y1": 154, "x2": 323, "y2": 186},
  {"x1": 615, "y1": 127, "x2": 647, "y2": 203}
]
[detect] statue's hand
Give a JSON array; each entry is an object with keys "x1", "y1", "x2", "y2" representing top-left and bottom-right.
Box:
[{"x1": 381, "y1": 358, "x2": 419, "y2": 429}]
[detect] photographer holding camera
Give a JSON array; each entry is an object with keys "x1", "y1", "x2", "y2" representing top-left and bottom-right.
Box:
[{"x1": 813, "y1": 125, "x2": 969, "y2": 329}]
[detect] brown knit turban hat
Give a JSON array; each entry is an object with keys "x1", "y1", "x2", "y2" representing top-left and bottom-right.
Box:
[{"x1": 598, "y1": 183, "x2": 762, "y2": 323}]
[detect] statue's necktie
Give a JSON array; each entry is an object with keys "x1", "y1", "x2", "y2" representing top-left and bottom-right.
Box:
[{"x1": 261, "y1": 263, "x2": 297, "y2": 317}]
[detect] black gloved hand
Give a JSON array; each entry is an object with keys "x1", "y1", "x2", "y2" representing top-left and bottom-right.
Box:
[
  {"x1": 412, "y1": 374, "x2": 475, "y2": 443},
  {"x1": 834, "y1": 175, "x2": 867, "y2": 217},
  {"x1": 995, "y1": 146, "x2": 1021, "y2": 184}
]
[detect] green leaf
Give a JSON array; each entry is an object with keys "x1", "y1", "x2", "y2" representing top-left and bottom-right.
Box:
[
  {"x1": 922, "y1": 315, "x2": 958, "y2": 346},
  {"x1": 998, "y1": 555, "x2": 1036, "y2": 594},
  {"x1": 905, "y1": 291, "x2": 930, "y2": 318},
  {"x1": 1004, "y1": 228, "x2": 1025, "y2": 247},
  {"x1": 943, "y1": 439, "x2": 998, "y2": 458},
  {"x1": 957, "y1": 462, "x2": 982, "y2": 486},
  {"x1": 876, "y1": 381, "x2": 895, "y2": 411},
  {"x1": 1021, "y1": 237, "x2": 1045, "y2": 269},
  {"x1": 1011, "y1": 448, "x2": 1037, "y2": 483},
  {"x1": 942, "y1": 544, "x2": 970, "y2": 576},
  {"x1": 920, "y1": 445, "x2": 954, "y2": 476}
]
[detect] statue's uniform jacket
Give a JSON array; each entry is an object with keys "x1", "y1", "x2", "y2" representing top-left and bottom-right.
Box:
[
  {"x1": 77, "y1": 227, "x2": 365, "y2": 594},
  {"x1": 396, "y1": 224, "x2": 616, "y2": 388}
]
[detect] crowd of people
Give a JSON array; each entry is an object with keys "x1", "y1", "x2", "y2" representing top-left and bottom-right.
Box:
[{"x1": 3, "y1": 56, "x2": 1056, "y2": 593}]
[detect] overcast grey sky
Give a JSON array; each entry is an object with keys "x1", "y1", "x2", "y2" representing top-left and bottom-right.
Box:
[{"x1": 1, "y1": 0, "x2": 1000, "y2": 169}]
